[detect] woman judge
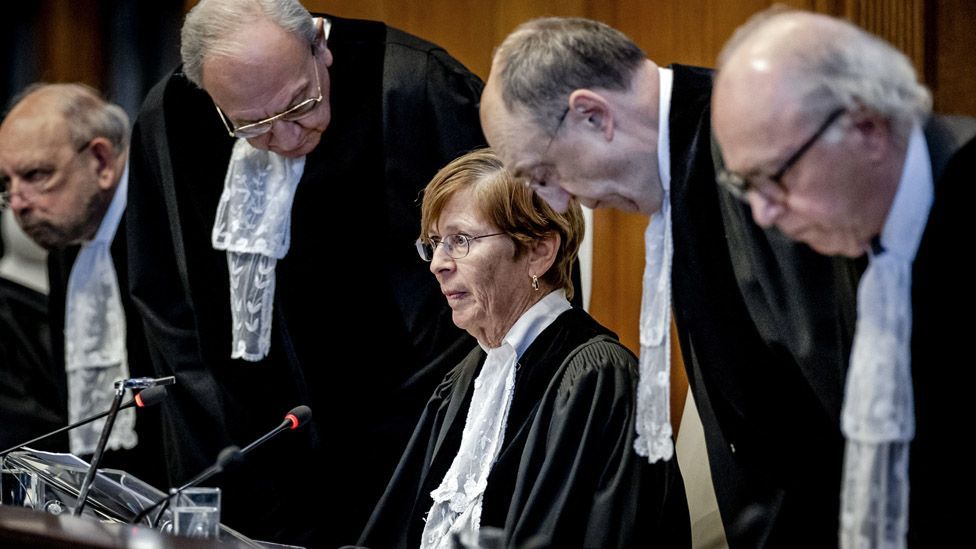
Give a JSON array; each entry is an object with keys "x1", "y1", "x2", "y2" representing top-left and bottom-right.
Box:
[{"x1": 359, "y1": 149, "x2": 689, "y2": 548}]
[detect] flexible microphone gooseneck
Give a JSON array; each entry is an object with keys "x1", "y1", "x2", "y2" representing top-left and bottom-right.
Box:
[
  {"x1": 129, "y1": 405, "x2": 313, "y2": 528},
  {"x1": 73, "y1": 377, "x2": 176, "y2": 517},
  {"x1": 130, "y1": 445, "x2": 244, "y2": 526},
  {"x1": 0, "y1": 385, "x2": 169, "y2": 458}
]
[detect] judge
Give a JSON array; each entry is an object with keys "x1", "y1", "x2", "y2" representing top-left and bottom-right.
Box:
[
  {"x1": 125, "y1": 0, "x2": 485, "y2": 545},
  {"x1": 712, "y1": 9, "x2": 976, "y2": 547},
  {"x1": 0, "y1": 84, "x2": 166, "y2": 485},
  {"x1": 360, "y1": 149, "x2": 690, "y2": 549},
  {"x1": 479, "y1": 17, "x2": 859, "y2": 547}
]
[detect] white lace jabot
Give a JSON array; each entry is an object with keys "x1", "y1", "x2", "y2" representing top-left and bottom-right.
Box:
[
  {"x1": 421, "y1": 290, "x2": 571, "y2": 548},
  {"x1": 840, "y1": 125, "x2": 932, "y2": 549},
  {"x1": 634, "y1": 67, "x2": 675, "y2": 463},
  {"x1": 65, "y1": 164, "x2": 135, "y2": 455},
  {"x1": 212, "y1": 140, "x2": 306, "y2": 361}
]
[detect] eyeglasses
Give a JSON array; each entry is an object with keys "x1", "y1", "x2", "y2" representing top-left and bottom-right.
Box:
[
  {"x1": 415, "y1": 232, "x2": 507, "y2": 262},
  {"x1": 543, "y1": 106, "x2": 570, "y2": 157},
  {"x1": 214, "y1": 52, "x2": 323, "y2": 139},
  {"x1": 522, "y1": 106, "x2": 569, "y2": 192},
  {"x1": 0, "y1": 139, "x2": 92, "y2": 210},
  {"x1": 717, "y1": 107, "x2": 846, "y2": 202}
]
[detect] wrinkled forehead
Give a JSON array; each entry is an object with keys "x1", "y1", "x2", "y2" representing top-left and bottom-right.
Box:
[
  {"x1": 714, "y1": 67, "x2": 808, "y2": 154},
  {"x1": 482, "y1": 105, "x2": 549, "y2": 174},
  {"x1": 0, "y1": 111, "x2": 71, "y2": 163},
  {"x1": 201, "y1": 21, "x2": 312, "y2": 105}
]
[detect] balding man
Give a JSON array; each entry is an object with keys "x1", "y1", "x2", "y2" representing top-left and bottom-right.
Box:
[
  {"x1": 0, "y1": 83, "x2": 165, "y2": 486},
  {"x1": 713, "y1": 9, "x2": 975, "y2": 548},
  {"x1": 480, "y1": 17, "x2": 861, "y2": 548}
]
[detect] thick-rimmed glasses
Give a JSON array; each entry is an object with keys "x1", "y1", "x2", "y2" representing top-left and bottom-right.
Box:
[
  {"x1": 0, "y1": 139, "x2": 92, "y2": 210},
  {"x1": 717, "y1": 107, "x2": 846, "y2": 202},
  {"x1": 214, "y1": 53, "x2": 323, "y2": 139},
  {"x1": 415, "y1": 232, "x2": 507, "y2": 262}
]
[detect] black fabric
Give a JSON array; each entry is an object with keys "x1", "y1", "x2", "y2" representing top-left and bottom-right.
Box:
[
  {"x1": 0, "y1": 277, "x2": 64, "y2": 452},
  {"x1": 45, "y1": 216, "x2": 168, "y2": 489},
  {"x1": 904, "y1": 117, "x2": 976, "y2": 547},
  {"x1": 668, "y1": 65, "x2": 861, "y2": 548},
  {"x1": 360, "y1": 307, "x2": 690, "y2": 549},
  {"x1": 126, "y1": 14, "x2": 486, "y2": 547}
]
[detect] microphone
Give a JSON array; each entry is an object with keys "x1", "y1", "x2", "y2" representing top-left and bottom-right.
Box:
[
  {"x1": 130, "y1": 405, "x2": 312, "y2": 527},
  {"x1": 121, "y1": 376, "x2": 176, "y2": 389},
  {"x1": 75, "y1": 378, "x2": 178, "y2": 516},
  {"x1": 0, "y1": 386, "x2": 168, "y2": 458},
  {"x1": 131, "y1": 445, "x2": 243, "y2": 526},
  {"x1": 240, "y1": 405, "x2": 312, "y2": 456}
]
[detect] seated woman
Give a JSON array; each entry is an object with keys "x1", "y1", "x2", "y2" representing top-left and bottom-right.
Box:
[{"x1": 359, "y1": 149, "x2": 689, "y2": 548}]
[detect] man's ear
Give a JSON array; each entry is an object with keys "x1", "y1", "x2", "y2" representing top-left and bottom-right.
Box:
[
  {"x1": 313, "y1": 18, "x2": 333, "y2": 67},
  {"x1": 567, "y1": 89, "x2": 614, "y2": 140},
  {"x1": 847, "y1": 106, "x2": 892, "y2": 162},
  {"x1": 88, "y1": 137, "x2": 118, "y2": 191}
]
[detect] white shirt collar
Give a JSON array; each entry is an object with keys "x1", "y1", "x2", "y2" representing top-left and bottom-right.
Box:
[
  {"x1": 480, "y1": 289, "x2": 571, "y2": 358},
  {"x1": 878, "y1": 124, "x2": 933, "y2": 262},
  {"x1": 657, "y1": 67, "x2": 673, "y2": 192}
]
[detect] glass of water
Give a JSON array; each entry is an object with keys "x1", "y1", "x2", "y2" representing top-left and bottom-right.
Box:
[{"x1": 172, "y1": 487, "x2": 221, "y2": 539}]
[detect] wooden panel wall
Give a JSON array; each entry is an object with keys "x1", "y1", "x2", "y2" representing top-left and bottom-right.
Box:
[
  {"x1": 36, "y1": 0, "x2": 105, "y2": 89},
  {"x1": 28, "y1": 0, "x2": 975, "y2": 427},
  {"x1": 306, "y1": 0, "x2": 974, "y2": 429}
]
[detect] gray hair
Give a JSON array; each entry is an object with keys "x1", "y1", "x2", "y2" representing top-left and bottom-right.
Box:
[
  {"x1": 719, "y1": 9, "x2": 931, "y2": 141},
  {"x1": 8, "y1": 83, "x2": 130, "y2": 152},
  {"x1": 181, "y1": 0, "x2": 316, "y2": 87},
  {"x1": 493, "y1": 17, "x2": 645, "y2": 134}
]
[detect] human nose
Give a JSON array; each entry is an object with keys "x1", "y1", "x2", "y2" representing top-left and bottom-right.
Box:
[
  {"x1": 532, "y1": 184, "x2": 574, "y2": 213},
  {"x1": 5, "y1": 179, "x2": 32, "y2": 214},
  {"x1": 429, "y1": 242, "x2": 455, "y2": 275},
  {"x1": 264, "y1": 118, "x2": 304, "y2": 148},
  {"x1": 748, "y1": 190, "x2": 785, "y2": 228}
]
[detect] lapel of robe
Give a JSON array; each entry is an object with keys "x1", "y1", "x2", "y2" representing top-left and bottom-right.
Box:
[
  {"x1": 428, "y1": 349, "x2": 483, "y2": 470},
  {"x1": 668, "y1": 64, "x2": 753, "y2": 415}
]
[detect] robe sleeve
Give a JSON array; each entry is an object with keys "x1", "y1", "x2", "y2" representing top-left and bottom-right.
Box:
[
  {"x1": 505, "y1": 337, "x2": 690, "y2": 549},
  {"x1": 126, "y1": 73, "x2": 234, "y2": 480}
]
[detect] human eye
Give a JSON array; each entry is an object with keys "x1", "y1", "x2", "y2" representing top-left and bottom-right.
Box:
[
  {"x1": 446, "y1": 234, "x2": 469, "y2": 248},
  {"x1": 282, "y1": 99, "x2": 319, "y2": 121},
  {"x1": 23, "y1": 167, "x2": 53, "y2": 185}
]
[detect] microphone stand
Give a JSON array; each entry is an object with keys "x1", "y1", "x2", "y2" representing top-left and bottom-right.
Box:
[
  {"x1": 72, "y1": 380, "x2": 127, "y2": 517},
  {"x1": 0, "y1": 386, "x2": 165, "y2": 458}
]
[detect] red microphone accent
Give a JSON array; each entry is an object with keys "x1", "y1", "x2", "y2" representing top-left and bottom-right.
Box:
[
  {"x1": 135, "y1": 393, "x2": 145, "y2": 408},
  {"x1": 285, "y1": 413, "x2": 299, "y2": 430}
]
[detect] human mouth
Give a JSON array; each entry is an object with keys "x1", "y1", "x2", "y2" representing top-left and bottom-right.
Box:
[{"x1": 443, "y1": 290, "x2": 467, "y2": 302}]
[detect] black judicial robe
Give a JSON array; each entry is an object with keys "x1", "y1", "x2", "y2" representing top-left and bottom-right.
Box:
[
  {"x1": 668, "y1": 65, "x2": 861, "y2": 548},
  {"x1": 359, "y1": 307, "x2": 691, "y2": 549},
  {"x1": 127, "y1": 15, "x2": 485, "y2": 547},
  {"x1": 904, "y1": 116, "x2": 976, "y2": 547},
  {"x1": 46, "y1": 217, "x2": 167, "y2": 489},
  {"x1": 0, "y1": 277, "x2": 63, "y2": 452}
]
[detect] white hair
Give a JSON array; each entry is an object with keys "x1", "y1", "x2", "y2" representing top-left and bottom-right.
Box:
[{"x1": 180, "y1": 0, "x2": 316, "y2": 87}]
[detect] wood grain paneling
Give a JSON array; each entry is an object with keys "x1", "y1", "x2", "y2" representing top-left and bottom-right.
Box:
[
  {"x1": 37, "y1": 0, "x2": 104, "y2": 89},
  {"x1": 50, "y1": 0, "x2": 969, "y2": 434},
  {"x1": 929, "y1": 0, "x2": 976, "y2": 115}
]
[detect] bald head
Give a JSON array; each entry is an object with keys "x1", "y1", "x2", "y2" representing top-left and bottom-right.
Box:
[
  {"x1": 0, "y1": 83, "x2": 128, "y2": 248},
  {"x1": 5, "y1": 83, "x2": 130, "y2": 153},
  {"x1": 715, "y1": 9, "x2": 930, "y2": 142}
]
